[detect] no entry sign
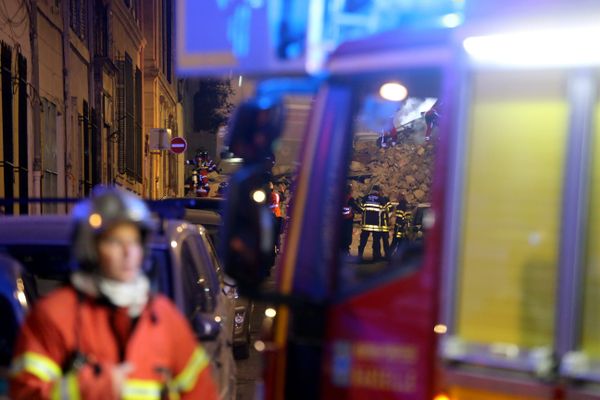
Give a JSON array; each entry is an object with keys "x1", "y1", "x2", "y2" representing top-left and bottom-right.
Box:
[{"x1": 170, "y1": 137, "x2": 187, "y2": 154}]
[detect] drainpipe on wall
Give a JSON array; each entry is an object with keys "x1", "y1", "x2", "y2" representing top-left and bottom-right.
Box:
[
  {"x1": 61, "y1": 0, "x2": 72, "y2": 202},
  {"x1": 29, "y1": 0, "x2": 41, "y2": 214},
  {"x1": 87, "y1": 0, "x2": 97, "y2": 192}
]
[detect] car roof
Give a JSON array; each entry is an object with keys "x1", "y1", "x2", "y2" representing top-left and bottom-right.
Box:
[
  {"x1": 0, "y1": 215, "x2": 200, "y2": 246},
  {"x1": 0, "y1": 215, "x2": 73, "y2": 245},
  {"x1": 183, "y1": 208, "x2": 221, "y2": 227}
]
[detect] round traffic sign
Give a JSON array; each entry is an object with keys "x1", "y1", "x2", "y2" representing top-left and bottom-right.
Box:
[{"x1": 170, "y1": 137, "x2": 187, "y2": 154}]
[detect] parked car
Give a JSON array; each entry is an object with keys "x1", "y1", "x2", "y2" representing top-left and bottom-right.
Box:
[
  {"x1": 174, "y1": 198, "x2": 254, "y2": 360},
  {"x1": 0, "y1": 254, "x2": 26, "y2": 398},
  {"x1": 0, "y1": 214, "x2": 237, "y2": 400}
]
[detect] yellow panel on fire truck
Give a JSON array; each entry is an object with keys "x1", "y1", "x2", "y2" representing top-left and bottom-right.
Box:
[{"x1": 456, "y1": 70, "x2": 568, "y2": 347}]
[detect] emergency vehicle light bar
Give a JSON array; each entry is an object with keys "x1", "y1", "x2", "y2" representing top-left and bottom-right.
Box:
[{"x1": 463, "y1": 26, "x2": 600, "y2": 67}]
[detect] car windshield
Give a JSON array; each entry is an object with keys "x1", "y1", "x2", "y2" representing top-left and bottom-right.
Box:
[{"x1": 218, "y1": 158, "x2": 243, "y2": 175}]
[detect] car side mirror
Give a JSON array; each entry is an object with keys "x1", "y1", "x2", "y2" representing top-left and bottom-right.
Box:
[{"x1": 192, "y1": 314, "x2": 221, "y2": 341}]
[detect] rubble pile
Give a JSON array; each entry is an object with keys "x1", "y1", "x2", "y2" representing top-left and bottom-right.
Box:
[{"x1": 349, "y1": 135, "x2": 435, "y2": 204}]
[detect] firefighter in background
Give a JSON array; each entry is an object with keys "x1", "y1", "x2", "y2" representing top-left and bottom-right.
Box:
[
  {"x1": 9, "y1": 187, "x2": 218, "y2": 400},
  {"x1": 197, "y1": 174, "x2": 211, "y2": 197},
  {"x1": 391, "y1": 195, "x2": 410, "y2": 254},
  {"x1": 341, "y1": 183, "x2": 360, "y2": 255},
  {"x1": 269, "y1": 181, "x2": 283, "y2": 254},
  {"x1": 423, "y1": 100, "x2": 440, "y2": 141},
  {"x1": 215, "y1": 181, "x2": 229, "y2": 198},
  {"x1": 186, "y1": 150, "x2": 218, "y2": 177},
  {"x1": 357, "y1": 185, "x2": 393, "y2": 261},
  {"x1": 276, "y1": 179, "x2": 291, "y2": 235},
  {"x1": 186, "y1": 150, "x2": 218, "y2": 197}
]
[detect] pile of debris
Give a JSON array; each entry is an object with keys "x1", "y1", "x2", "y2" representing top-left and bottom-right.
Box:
[{"x1": 349, "y1": 135, "x2": 435, "y2": 205}]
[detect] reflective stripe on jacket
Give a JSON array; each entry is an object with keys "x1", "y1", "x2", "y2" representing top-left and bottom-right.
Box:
[
  {"x1": 394, "y1": 208, "x2": 410, "y2": 238},
  {"x1": 9, "y1": 286, "x2": 218, "y2": 400},
  {"x1": 359, "y1": 193, "x2": 392, "y2": 232}
]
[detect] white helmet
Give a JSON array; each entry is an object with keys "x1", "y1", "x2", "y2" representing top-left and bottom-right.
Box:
[{"x1": 71, "y1": 186, "x2": 155, "y2": 271}]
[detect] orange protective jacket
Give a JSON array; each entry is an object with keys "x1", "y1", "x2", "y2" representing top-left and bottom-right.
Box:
[
  {"x1": 269, "y1": 192, "x2": 282, "y2": 218},
  {"x1": 9, "y1": 286, "x2": 218, "y2": 400}
]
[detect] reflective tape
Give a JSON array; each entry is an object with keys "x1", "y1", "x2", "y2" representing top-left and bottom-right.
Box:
[
  {"x1": 122, "y1": 379, "x2": 163, "y2": 400},
  {"x1": 361, "y1": 224, "x2": 381, "y2": 231},
  {"x1": 51, "y1": 372, "x2": 80, "y2": 400},
  {"x1": 173, "y1": 346, "x2": 210, "y2": 393},
  {"x1": 11, "y1": 352, "x2": 62, "y2": 382}
]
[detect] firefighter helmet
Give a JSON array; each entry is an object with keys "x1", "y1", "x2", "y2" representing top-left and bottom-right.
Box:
[{"x1": 71, "y1": 186, "x2": 155, "y2": 271}]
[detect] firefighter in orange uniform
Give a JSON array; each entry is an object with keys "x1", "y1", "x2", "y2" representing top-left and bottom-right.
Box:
[
  {"x1": 9, "y1": 186, "x2": 218, "y2": 400},
  {"x1": 269, "y1": 181, "x2": 283, "y2": 253}
]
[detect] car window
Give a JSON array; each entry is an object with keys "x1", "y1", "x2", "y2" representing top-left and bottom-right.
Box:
[
  {"x1": 0, "y1": 296, "x2": 18, "y2": 367},
  {"x1": 0, "y1": 244, "x2": 174, "y2": 303},
  {"x1": 337, "y1": 69, "x2": 441, "y2": 295},
  {"x1": 199, "y1": 232, "x2": 224, "y2": 283},
  {"x1": 181, "y1": 237, "x2": 216, "y2": 315},
  {"x1": 0, "y1": 245, "x2": 71, "y2": 301},
  {"x1": 147, "y1": 247, "x2": 173, "y2": 298},
  {"x1": 219, "y1": 159, "x2": 243, "y2": 175}
]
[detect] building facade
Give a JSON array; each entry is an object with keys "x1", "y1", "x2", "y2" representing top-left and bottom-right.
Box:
[{"x1": 0, "y1": 0, "x2": 182, "y2": 214}]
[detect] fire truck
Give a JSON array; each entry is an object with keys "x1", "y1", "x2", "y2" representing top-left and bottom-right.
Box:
[{"x1": 179, "y1": 1, "x2": 600, "y2": 399}]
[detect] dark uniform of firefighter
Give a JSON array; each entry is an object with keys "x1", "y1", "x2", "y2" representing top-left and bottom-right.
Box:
[
  {"x1": 357, "y1": 185, "x2": 393, "y2": 261},
  {"x1": 391, "y1": 197, "x2": 410, "y2": 254}
]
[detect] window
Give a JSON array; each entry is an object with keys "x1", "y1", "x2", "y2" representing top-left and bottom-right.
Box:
[
  {"x1": 1, "y1": 44, "x2": 29, "y2": 214},
  {"x1": 456, "y1": 70, "x2": 567, "y2": 348},
  {"x1": 94, "y1": 0, "x2": 109, "y2": 57},
  {"x1": 194, "y1": 234, "x2": 222, "y2": 291},
  {"x1": 0, "y1": 296, "x2": 19, "y2": 367},
  {"x1": 17, "y1": 53, "x2": 28, "y2": 214},
  {"x1": 337, "y1": 69, "x2": 441, "y2": 294},
  {"x1": 0, "y1": 244, "x2": 73, "y2": 301},
  {"x1": 134, "y1": 67, "x2": 142, "y2": 181},
  {"x1": 1, "y1": 42, "x2": 14, "y2": 212},
  {"x1": 117, "y1": 55, "x2": 142, "y2": 180},
  {"x1": 181, "y1": 238, "x2": 216, "y2": 317},
  {"x1": 82, "y1": 101, "x2": 91, "y2": 195},
  {"x1": 199, "y1": 232, "x2": 224, "y2": 284},
  {"x1": 124, "y1": 57, "x2": 134, "y2": 177},
  {"x1": 123, "y1": 0, "x2": 139, "y2": 22},
  {"x1": 162, "y1": 0, "x2": 173, "y2": 82},
  {"x1": 148, "y1": 248, "x2": 173, "y2": 298},
  {"x1": 70, "y1": 0, "x2": 88, "y2": 41}
]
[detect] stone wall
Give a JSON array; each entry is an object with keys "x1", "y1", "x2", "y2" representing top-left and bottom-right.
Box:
[{"x1": 350, "y1": 132, "x2": 435, "y2": 205}]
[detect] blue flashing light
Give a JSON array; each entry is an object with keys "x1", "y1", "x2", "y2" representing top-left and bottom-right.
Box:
[
  {"x1": 257, "y1": 97, "x2": 273, "y2": 110},
  {"x1": 441, "y1": 13, "x2": 463, "y2": 28},
  {"x1": 247, "y1": 0, "x2": 264, "y2": 8},
  {"x1": 256, "y1": 77, "x2": 322, "y2": 98},
  {"x1": 227, "y1": 5, "x2": 252, "y2": 57},
  {"x1": 216, "y1": 0, "x2": 230, "y2": 10}
]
